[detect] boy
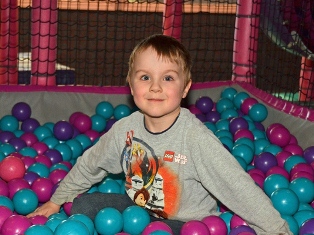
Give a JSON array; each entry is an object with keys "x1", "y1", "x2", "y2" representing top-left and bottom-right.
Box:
[{"x1": 27, "y1": 34, "x2": 292, "y2": 234}]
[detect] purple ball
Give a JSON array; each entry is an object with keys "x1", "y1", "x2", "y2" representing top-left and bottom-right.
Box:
[
  {"x1": 195, "y1": 113, "x2": 207, "y2": 123},
  {"x1": 0, "y1": 131, "x2": 15, "y2": 144},
  {"x1": 53, "y1": 121, "x2": 74, "y2": 141},
  {"x1": 229, "y1": 117, "x2": 249, "y2": 135},
  {"x1": 206, "y1": 111, "x2": 221, "y2": 123},
  {"x1": 181, "y1": 220, "x2": 210, "y2": 235},
  {"x1": 303, "y1": 146, "x2": 314, "y2": 164},
  {"x1": 21, "y1": 118, "x2": 40, "y2": 133},
  {"x1": 8, "y1": 137, "x2": 27, "y2": 151},
  {"x1": 229, "y1": 225, "x2": 256, "y2": 235},
  {"x1": 104, "y1": 119, "x2": 116, "y2": 132},
  {"x1": 24, "y1": 171, "x2": 40, "y2": 186},
  {"x1": 11, "y1": 102, "x2": 31, "y2": 121},
  {"x1": 299, "y1": 218, "x2": 314, "y2": 235},
  {"x1": 254, "y1": 152, "x2": 278, "y2": 174},
  {"x1": 44, "y1": 149, "x2": 63, "y2": 165},
  {"x1": 195, "y1": 96, "x2": 214, "y2": 114}
]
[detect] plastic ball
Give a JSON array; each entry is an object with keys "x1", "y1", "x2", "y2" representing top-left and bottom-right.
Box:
[
  {"x1": 253, "y1": 139, "x2": 270, "y2": 155},
  {"x1": 21, "y1": 118, "x2": 40, "y2": 133},
  {"x1": 233, "y1": 92, "x2": 250, "y2": 109},
  {"x1": 0, "y1": 143, "x2": 15, "y2": 156},
  {"x1": 254, "y1": 152, "x2": 278, "y2": 174},
  {"x1": 66, "y1": 139, "x2": 83, "y2": 159},
  {"x1": 248, "y1": 103, "x2": 268, "y2": 122},
  {"x1": 49, "y1": 169, "x2": 68, "y2": 184},
  {"x1": 270, "y1": 188, "x2": 299, "y2": 215},
  {"x1": 35, "y1": 155, "x2": 52, "y2": 168},
  {"x1": 32, "y1": 142, "x2": 49, "y2": 156},
  {"x1": 240, "y1": 98, "x2": 258, "y2": 115},
  {"x1": 25, "y1": 224, "x2": 53, "y2": 235},
  {"x1": 1, "y1": 214, "x2": 32, "y2": 235},
  {"x1": 299, "y1": 218, "x2": 314, "y2": 235},
  {"x1": 12, "y1": 188, "x2": 38, "y2": 215},
  {"x1": 276, "y1": 151, "x2": 292, "y2": 168},
  {"x1": 0, "y1": 179, "x2": 9, "y2": 197},
  {"x1": 284, "y1": 144, "x2": 304, "y2": 156},
  {"x1": 73, "y1": 114, "x2": 92, "y2": 133},
  {"x1": 267, "y1": 125, "x2": 291, "y2": 148},
  {"x1": 53, "y1": 121, "x2": 74, "y2": 141},
  {"x1": 44, "y1": 149, "x2": 63, "y2": 165},
  {"x1": 21, "y1": 156, "x2": 36, "y2": 170},
  {"x1": 265, "y1": 166, "x2": 290, "y2": 180},
  {"x1": 180, "y1": 220, "x2": 210, "y2": 235},
  {"x1": 216, "y1": 98, "x2": 234, "y2": 113},
  {"x1": 31, "y1": 177, "x2": 54, "y2": 203},
  {"x1": 33, "y1": 126, "x2": 53, "y2": 142},
  {"x1": 84, "y1": 130, "x2": 100, "y2": 143},
  {"x1": 0, "y1": 156, "x2": 26, "y2": 182},
  {"x1": 221, "y1": 87, "x2": 237, "y2": 100},
  {"x1": 291, "y1": 171, "x2": 314, "y2": 182},
  {"x1": 54, "y1": 219, "x2": 90, "y2": 235},
  {"x1": 290, "y1": 163, "x2": 314, "y2": 178},
  {"x1": 280, "y1": 215, "x2": 299, "y2": 235},
  {"x1": 75, "y1": 134, "x2": 92, "y2": 151},
  {"x1": 220, "y1": 108, "x2": 238, "y2": 120},
  {"x1": 263, "y1": 174, "x2": 289, "y2": 197},
  {"x1": 0, "y1": 115, "x2": 19, "y2": 132},
  {"x1": 122, "y1": 206, "x2": 150, "y2": 235},
  {"x1": 284, "y1": 155, "x2": 307, "y2": 173},
  {"x1": 8, "y1": 178, "x2": 30, "y2": 199},
  {"x1": 142, "y1": 221, "x2": 173, "y2": 235},
  {"x1": 96, "y1": 101, "x2": 114, "y2": 119},
  {"x1": 114, "y1": 104, "x2": 131, "y2": 120},
  {"x1": 234, "y1": 129, "x2": 254, "y2": 142},
  {"x1": 232, "y1": 144, "x2": 254, "y2": 165},
  {"x1": 196, "y1": 113, "x2": 207, "y2": 122},
  {"x1": 219, "y1": 211, "x2": 234, "y2": 233},
  {"x1": 293, "y1": 210, "x2": 314, "y2": 227},
  {"x1": 303, "y1": 146, "x2": 314, "y2": 164},
  {"x1": 42, "y1": 136, "x2": 59, "y2": 149},
  {"x1": 91, "y1": 114, "x2": 107, "y2": 133},
  {"x1": 8, "y1": 137, "x2": 27, "y2": 151},
  {"x1": 205, "y1": 111, "x2": 220, "y2": 123},
  {"x1": 0, "y1": 205, "x2": 13, "y2": 230},
  {"x1": 195, "y1": 96, "x2": 214, "y2": 114},
  {"x1": 0, "y1": 131, "x2": 15, "y2": 144},
  {"x1": 94, "y1": 207, "x2": 123, "y2": 235},
  {"x1": 11, "y1": 102, "x2": 31, "y2": 121},
  {"x1": 68, "y1": 214, "x2": 95, "y2": 235},
  {"x1": 27, "y1": 162, "x2": 50, "y2": 178},
  {"x1": 188, "y1": 104, "x2": 202, "y2": 115},
  {"x1": 229, "y1": 117, "x2": 249, "y2": 135},
  {"x1": 28, "y1": 215, "x2": 48, "y2": 225},
  {"x1": 289, "y1": 178, "x2": 314, "y2": 203},
  {"x1": 19, "y1": 146, "x2": 38, "y2": 157},
  {"x1": 97, "y1": 178, "x2": 121, "y2": 194},
  {"x1": 201, "y1": 215, "x2": 228, "y2": 235},
  {"x1": 45, "y1": 218, "x2": 65, "y2": 232},
  {"x1": 229, "y1": 225, "x2": 256, "y2": 235},
  {"x1": 54, "y1": 143, "x2": 72, "y2": 162},
  {"x1": 0, "y1": 196, "x2": 14, "y2": 211}
]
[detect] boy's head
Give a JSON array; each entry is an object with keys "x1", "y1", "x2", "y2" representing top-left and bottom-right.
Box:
[{"x1": 127, "y1": 34, "x2": 192, "y2": 87}]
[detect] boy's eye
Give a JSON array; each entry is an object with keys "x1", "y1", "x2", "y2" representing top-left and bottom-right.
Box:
[
  {"x1": 164, "y1": 76, "x2": 173, "y2": 81},
  {"x1": 140, "y1": 75, "x2": 150, "y2": 81}
]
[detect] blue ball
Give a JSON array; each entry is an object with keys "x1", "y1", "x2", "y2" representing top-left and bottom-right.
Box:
[
  {"x1": 271, "y1": 188, "x2": 299, "y2": 215},
  {"x1": 12, "y1": 188, "x2": 38, "y2": 215},
  {"x1": 232, "y1": 144, "x2": 254, "y2": 165},
  {"x1": 45, "y1": 218, "x2": 65, "y2": 232},
  {"x1": 233, "y1": 92, "x2": 250, "y2": 109},
  {"x1": 66, "y1": 139, "x2": 83, "y2": 160},
  {"x1": 114, "y1": 104, "x2": 131, "y2": 120},
  {"x1": 0, "y1": 143, "x2": 16, "y2": 156},
  {"x1": 25, "y1": 225, "x2": 54, "y2": 235},
  {"x1": 0, "y1": 115, "x2": 19, "y2": 132},
  {"x1": 91, "y1": 114, "x2": 107, "y2": 133},
  {"x1": 281, "y1": 215, "x2": 299, "y2": 235},
  {"x1": 248, "y1": 103, "x2": 268, "y2": 122},
  {"x1": 75, "y1": 134, "x2": 92, "y2": 151},
  {"x1": 94, "y1": 207, "x2": 123, "y2": 235},
  {"x1": 54, "y1": 219, "x2": 90, "y2": 235},
  {"x1": 68, "y1": 214, "x2": 95, "y2": 235},
  {"x1": 293, "y1": 210, "x2": 314, "y2": 227},
  {"x1": 54, "y1": 143, "x2": 72, "y2": 162},
  {"x1": 289, "y1": 178, "x2": 314, "y2": 204},
  {"x1": 97, "y1": 178, "x2": 121, "y2": 194},
  {"x1": 284, "y1": 155, "x2": 307, "y2": 173},
  {"x1": 42, "y1": 136, "x2": 59, "y2": 149},
  {"x1": 19, "y1": 146, "x2": 38, "y2": 157},
  {"x1": 27, "y1": 162, "x2": 50, "y2": 178},
  {"x1": 0, "y1": 195, "x2": 14, "y2": 211},
  {"x1": 34, "y1": 126, "x2": 53, "y2": 141},
  {"x1": 96, "y1": 101, "x2": 114, "y2": 120},
  {"x1": 220, "y1": 108, "x2": 238, "y2": 120},
  {"x1": 122, "y1": 206, "x2": 150, "y2": 235},
  {"x1": 221, "y1": 87, "x2": 238, "y2": 100},
  {"x1": 263, "y1": 174, "x2": 289, "y2": 197},
  {"x1": 216, "y1": 98, "x2": 234, "y2": 113}
]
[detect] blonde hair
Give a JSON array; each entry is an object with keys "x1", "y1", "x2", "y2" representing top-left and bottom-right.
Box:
[{"x1": 127, "y1": 34, "x2": 192, "y2": 86}]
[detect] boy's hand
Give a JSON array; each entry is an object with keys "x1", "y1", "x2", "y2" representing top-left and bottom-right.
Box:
[{"x1": 26, "y1": 200, "x2": 61, "y2": 218}]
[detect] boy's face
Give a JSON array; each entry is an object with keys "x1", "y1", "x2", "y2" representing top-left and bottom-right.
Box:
[{"x1": 128, "y1": 47, "x2": 191, "y2": 121}]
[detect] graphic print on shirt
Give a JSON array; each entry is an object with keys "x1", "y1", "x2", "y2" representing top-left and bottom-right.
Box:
[{"x1": 122, "y1": 130, "x2": 181, "y2": 219}]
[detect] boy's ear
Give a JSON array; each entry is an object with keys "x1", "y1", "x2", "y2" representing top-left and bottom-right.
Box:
[{"x1": 182, "y1": 79, "x2": 192, "y2": 98}]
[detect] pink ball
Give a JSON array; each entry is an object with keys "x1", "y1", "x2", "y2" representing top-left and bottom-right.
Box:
[
  {"x1": 20, "y1": 133, "x2": 38, "y2": 147},
  {"x1": 29, "y1": 215, "x2": 48, "y2": 225},
  {"x1": 267, "y1": 125, "x2": 291, "y2": 147},
  {"x1": 0, "y1": 206, "x2": 13, "y2": 230},
  {"x1": 49, "y1": 169, "x2": 68, "y2": 184},
  {"x1": 21, "y1": 156, "x2": 36, "y2": 170},
  {"x1": 249, "y1": 173, "x2": 265, "y2": 189},
  {"x1": 188, "y1": 105, "x2": 202, "y2": 115},
  {"x1": 284, "y1": 144, "x2": 304, "y2": 156},
  {"x1": 84, "y1": 129, "x2": 100, "y2": 142},
  {"x1": 240, "y1": 98, "x2": 258, "y2": 115},
  {"x1": 142, "y1": 221, "x2": 173, "y2": 235},
  {"x1": 69, "y1": 111, "x2": 84, "y2": 124},
  {"x1": 1, "y1": 214, "x2": 32, "y2": 235},
  {"x1": 276, "y1": 151, "x2": 292, "y2": 168},
  {"x1": 248, "y1": 168, "x2": 265, "y2": 178},
  {"x1": 230, "y1": 214, "x2": 248, "y2": 229},
  {"x1": 63, "y1": 202, "x2": 72, "y2": 216},
  {"x1": 290, "y1": 171, "x2": 314, "y2": 182},
  {"x1": 266, "y1": 166, "x2": 290, "y2": 180},
  {"x1": 0, "y1": 179, "x2": 9, "y2": 197},
  {"x1": 234, "y1": 129, "x2": 254, "y2": 141},
  {"x1": 201, "y1": 215, "x2": 228, "y2": 235},
  {"x1": 34, "y1": 155, "x2": 52, "y2": 168},
  {"x1": 266, "y1": 123, "x2": 283, "y2": 137},
  {"x1": 32, "y1": 142, "x2": 49, "y2": 156},
  {"x1": 290, "y1": 163, "x2": 314, "y2": 177},
  {"x1": 289, "y1": 135, "x2": 298, "y2": 145},
  {"x1": 7, "y1": 178, "x2": 30, "y2": 199},
  {"x1": 31, "y1": 177, "x2": 54, "y2": 203},
  {"x1": 181, "y1": 220, "x2": 210, "y2": 235},
  {"x1": 73, "y1": 114, "x2": 92, "y2": 133},
  {"x1": 0, "y1": 156, "x2": 26, "y2": 182}
]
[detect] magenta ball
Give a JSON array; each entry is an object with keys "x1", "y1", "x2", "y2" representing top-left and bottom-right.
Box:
[
  {"x1": 142, "y1": 221, "x2": 173, "y2": 235},
  {"x1": 303, "y1": 146, "x2": 314, "y2": 164},
  {"x1": 53, "y1": 121, "x2": 74, "y2": 141},
  {"x1": 0, "y1": 179, "x2": 9, "y2": 197},
  {"x1": 73, "y1": 114, "x2": 92, "y2": 133},
  {"x1": 234, "y1": 129, "x2": 254, "y2": 141},
  {"x1": 35, "y1": 155, "x2": 52, "y2": 168},
  {"x1": 201, "y1": 215, "x2": 228, "y2": 235},
  {"x1": 84, "y1": 129, "x2": 100, "y2": 143},
  {"x1": 20, "y1": 133, "x2": 38, "y2": 147},
  {"x1": 69, "y1": 112, "x2": 84, "y2": 124},
  {"x1": 29, "y1": 215, "x2": 48, "y2": 225},
  {"x1": 1, "y1": 214, "x2": 32, "y2": 235},
  {"x1": 11, "y1": 102, "x2": 31, "y2": 122},
  {"x1": 254, "y1": 152, "x2": 278, "y2": 174},
  {"x1": 283, "y1": 144, "x2": 303, "y2": 156},
  {"x1": 265, "y1": 166, "x2": 290, "y2": 180},
  {"x1": 290, "y1": 163, "x2": 314, "y2": 177},
  {"x1": 180, "y1": 220, "x2": 210, "y2": 235},
  {"x1": 63, "y1": 202, "x2": 72, "y2": 216},
  {"x1": 267, "y1": 125, "x2": 291, "y2": 147},
  {"x1": 0, "y1": 156, "x2": 26, "y2": 182},
  {"x1": 230, "y1": 215, "x2": 248, "y2": 229},
  {"x1": 32, "y1": 142, "x2": 49, "y2": 156},
  {"x1": 8, "y1": 178, "x2": 30, "y2": 199},
  {"x1": 31, "y1": 177, "x2": 54, "y2": 203},
  {"x1": 275, "y1": 151, "x2": 292, "y2": 168},
  {"x1": 21, "y1": 156, "x2": 36, "y2": 170},
  {"x1": 188, "y1": 105, "x2": 202, "y2": 115},
  {"x1": 49, "y1": 169, "x2": 68, "y2": 184},
  {"x1": 195, "y1": 96, "x2": 214, "y2": 114},
  {"x1": 240, "y1": 98, "x2": 258, "y2": 115},
  {"x1": 0, "y1": 206, "x2": 13, "y2": 230}
]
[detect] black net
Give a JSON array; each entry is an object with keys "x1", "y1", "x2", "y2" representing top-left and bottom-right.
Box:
[{"x1": 1, "y1": 0, "x2": 314, "y2": 108}]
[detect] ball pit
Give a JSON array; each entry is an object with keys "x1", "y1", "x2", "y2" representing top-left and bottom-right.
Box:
[{"x1": 0, "y1": 86, "x2": 313, "y2": 234}]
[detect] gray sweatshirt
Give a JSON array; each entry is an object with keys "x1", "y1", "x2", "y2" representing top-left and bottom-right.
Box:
[{"x1": 51, "y1": 108, "x2": 292, "y2": 234}]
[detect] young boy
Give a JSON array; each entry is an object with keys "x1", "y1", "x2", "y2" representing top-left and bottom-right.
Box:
[{"x1": 27, "y1": 34, "x2": 292, "y2": 234}]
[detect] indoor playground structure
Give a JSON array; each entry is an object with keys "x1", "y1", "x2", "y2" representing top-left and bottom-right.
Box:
[{"x1": 0, "y1": 0, "x2": 314, "y2": 234}]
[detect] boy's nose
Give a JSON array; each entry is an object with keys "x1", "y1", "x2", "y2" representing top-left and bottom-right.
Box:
[{"x1": 149, "y1": 80, "x2": 162, "y2": 92}]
